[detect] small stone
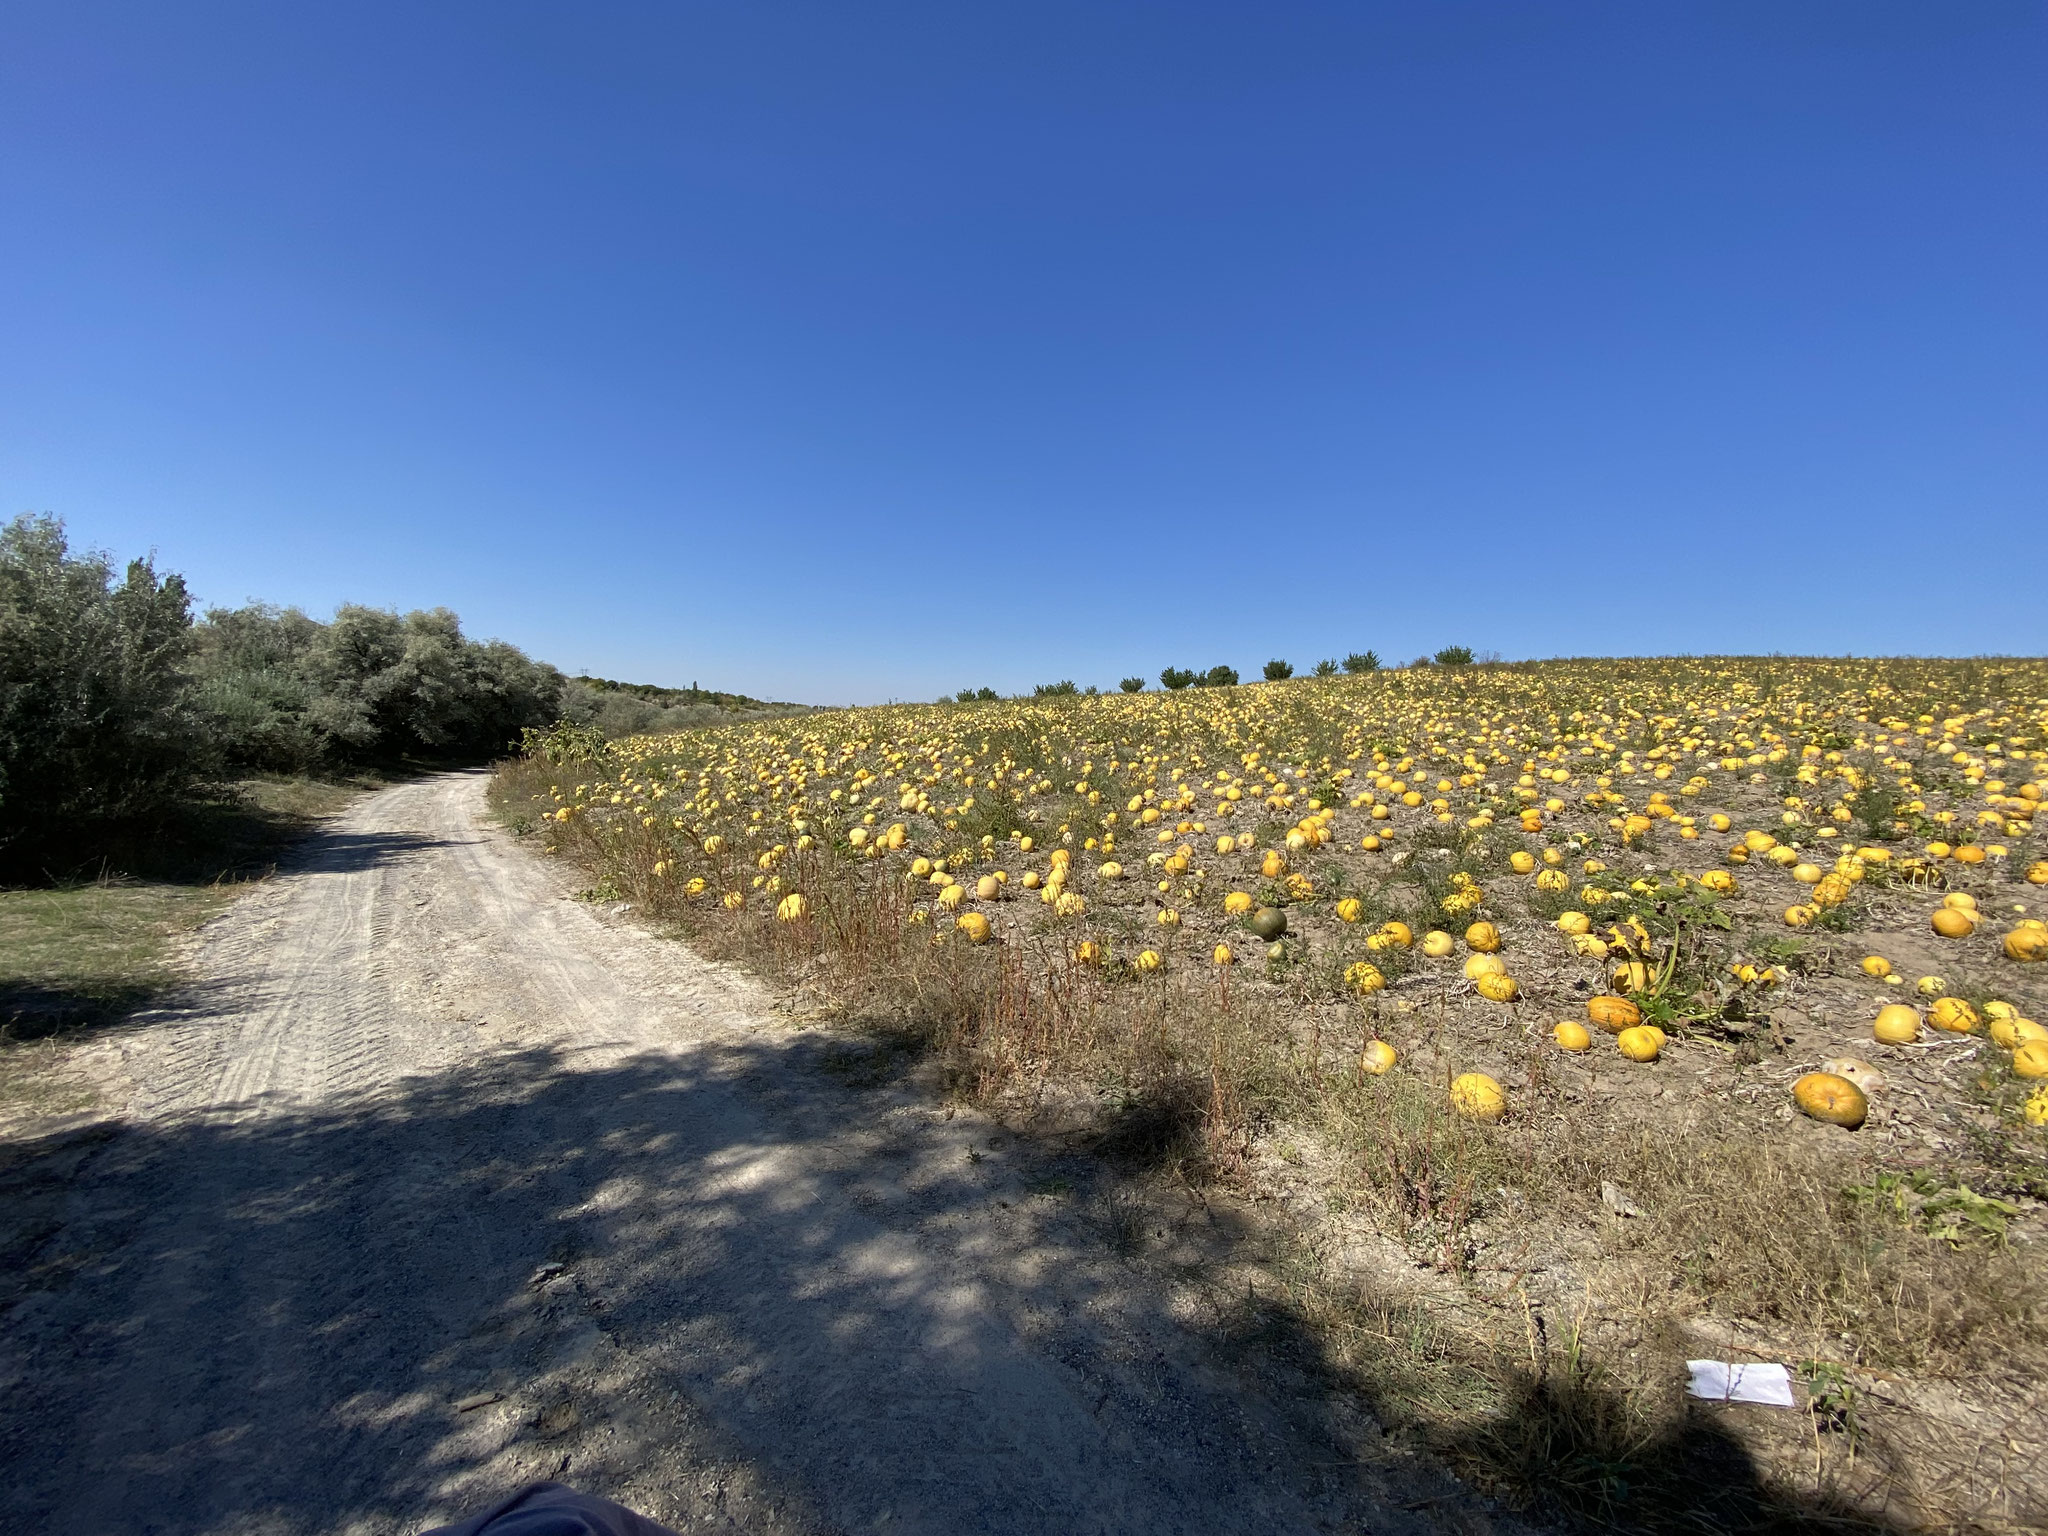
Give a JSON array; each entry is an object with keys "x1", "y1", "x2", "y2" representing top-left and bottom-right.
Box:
[
  {"x1": 454, "y1": 1391, "x2": 502, "y2": 1412},
  {"x1": 1600, "y1": 1181, "x2": 1642, "y2": 1218}
]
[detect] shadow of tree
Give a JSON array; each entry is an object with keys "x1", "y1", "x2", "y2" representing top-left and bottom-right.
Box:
[{"x1": 0, "y1": 1033, "x2": 1957, "y2": 1535}]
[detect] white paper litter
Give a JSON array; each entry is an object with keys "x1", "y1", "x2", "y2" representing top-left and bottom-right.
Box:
[{"x1": 1686, "y1": 1360, "x2": 1796, "y2": 1406}]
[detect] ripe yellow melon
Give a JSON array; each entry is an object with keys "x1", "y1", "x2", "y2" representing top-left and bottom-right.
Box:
[
  {"x1": 1617, "y1": 1024, "x2": 1665, "y2": 1062},
  {"x1": 1872, "y1": 1004, "x2": 1921, "y2": 1044},
  {"x1": 1362, "y1": 1039, "x2": 1397, "y2": 1075},
  {"x1": 1552, "y1": 1020, "x2": 1591, "y2": 1051},
  {"x1": 1928, "y1": 997, "x2": 1980, "y2": 1033},
  {"x1": 1449, "y1": 1073, "x2": 1506, "y2": 1123},
  {"x1": 1465, "y1": 921, "x2": 1501, "y2": 953},
  {"x1": 1475, "y1": 972, "x2": 1518, "y2": 1002},
  {"x1": 1931, "y1": 908, "x2": 1975, "y2": 939},
  {"x1": 957, "y1": 911, "x2": 992, "y2": 943}
]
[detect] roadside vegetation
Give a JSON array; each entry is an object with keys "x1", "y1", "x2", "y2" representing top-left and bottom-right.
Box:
[
  {"x1": 0, "y1": 517, "x2": 699, "y2": 1083},
  {"x1": 497, "y1": 656, "x2": 2048, "y2": 1532}
]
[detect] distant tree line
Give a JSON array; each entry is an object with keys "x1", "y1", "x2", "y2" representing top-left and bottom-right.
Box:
[
  {"x1": 0, "y1": 515, "x2": 567, "y2": 869},
  {"x1": 949, "y1": 644, "x2": 1508, "y2": 703}
]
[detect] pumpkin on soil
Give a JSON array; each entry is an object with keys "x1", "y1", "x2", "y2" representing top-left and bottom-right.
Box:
[
  {"x1": 1450, "y1": 1073, "x2": 1506, "y2": 1123},
  {"x1": 1617, "y1": 1024, "x2": 1665, "y2": 1062},
  {"x1": 957, "y1": 912, "x2": 992, "y2": 943},
  {"x1": 1928, "y1": 997, "x2": 1980, "y2": 1033},
  {"x1": 1872, "y1": 1004, "x2": 1921, "y2": 1044},
  {"x1": 2005, "y1": 926, "x2": 2048, "y2": 963},
  {"x1": 1587, "y1": 994, "x2": 1641, "y2": 1033},
  {"x1": 1362, "y1": 1040, "x2": 1398, "y2": 1075},
  {"x1": 1552, "y1": 1021, "x2": 1592, "y2": 1052},
  {"x1": 1931, "y1": 907, "x2": 1976, "y2": 938},
  {"x1": 1250, "y1": 906, "x2": 1288, "y2": 941},
  {"x1": 1465, "y1": 921, "x2": 1502, "y2": 953},
  {"x1": 1475, "y1": 972, "x2": 1519, "y2": 1002},
  {"x1": 1793, "y1": 1072, "x2": 1868, "y2": 1129}
]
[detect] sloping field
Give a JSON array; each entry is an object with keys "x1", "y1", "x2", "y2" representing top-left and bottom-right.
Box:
[{"x1": 500, "y1": 657, "x2": 2048, "y2": 1530}]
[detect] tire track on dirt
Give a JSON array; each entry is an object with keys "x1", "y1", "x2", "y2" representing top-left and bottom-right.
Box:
[{"x1": 0, "y1": 774, "x2": 1516, "y2": 1536}]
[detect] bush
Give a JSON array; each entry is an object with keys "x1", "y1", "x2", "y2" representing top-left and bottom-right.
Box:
[
  {"x1": 1033, "y1": 680, "x2": 1079, "y2": 697},
  {"x1": 1342, "y1": 650, "x2": 1380, "y2": 674},
  {"x1": 194, "y1": 602, "x2": 563, "y2": 770},
  {"x1": 0, "y1": 515, "x2": 206, "y2": 865},
  {"x1": 1160, "y1": 667, "x2": 1197, "y2": 691},
  {"x1": 1312, "y1": 659, "x2": 1338, "y2": 677},
  {"x1": 1202, "y1": 665, "x2": 1240, "y2": 688},
  {"x1": 1263, "y1": 659, "x2": 1294, "y2": 681},
  {"x1": 1433, "y1": 645, "x2": 1475, "y2": 667},
  {"x1": 1119, "y1": 677, "x2": 1144, "y2": 693}
]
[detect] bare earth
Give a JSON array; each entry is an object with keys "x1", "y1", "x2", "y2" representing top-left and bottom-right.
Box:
[{"x1": 0, "y1": 774, "x2": 1520, "y2": 1535}]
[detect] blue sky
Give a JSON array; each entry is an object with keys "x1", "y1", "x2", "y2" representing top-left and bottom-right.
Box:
[{"x1": 3, "y1": 3, "x2": 2043, "y2": 703}]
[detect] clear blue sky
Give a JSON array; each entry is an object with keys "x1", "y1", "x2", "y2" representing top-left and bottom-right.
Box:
[{"x1": 3, "y1": 3, "x2": 2043, "y2": 703}]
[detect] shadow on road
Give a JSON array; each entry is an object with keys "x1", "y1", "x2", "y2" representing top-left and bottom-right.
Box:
[{"x1": 0, "y1": 1036, "x2": 1933, "y2": 1535}]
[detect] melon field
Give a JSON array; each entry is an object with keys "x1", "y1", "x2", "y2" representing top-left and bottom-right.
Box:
[{"x1": 495, "y1": 656, "x2": 2048, "y2": 1530}]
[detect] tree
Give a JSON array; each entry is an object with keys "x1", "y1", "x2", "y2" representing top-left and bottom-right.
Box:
[
  {"x1": 1312, "y1": 659, "x2": 1338, "y2": 677},
  {"x1": 192, "y1": 599, "x2": 562, "y2": 768},
  {"x1": 1159, "y1": 666, "x2": 1196, "y2": 691},
  {"x1": 1202, "y1": 665, "x2": 1240, "y2": 688},
  {"x1": 1262, "y1": 659, "x2": 1293, "y2": 681},
  {"x1": 1434, "y1": 645, "x2": 1475, "y2": 667},
  {"x1": 1119, "y1": 677, "x2": 1144, "y2": 692},
  {"x1": 1342, "y1": 650, "x2": 1380, "y2": 674},
  {"x1": 1033, "y1": 680, "x2": 1079, "y2": 697},
  {"x1": 0, "y1": 514, "x2": 204, "y2": 862}
]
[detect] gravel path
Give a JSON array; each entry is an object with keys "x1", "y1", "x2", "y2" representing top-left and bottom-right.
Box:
[{"x1": 0, "y1": 774, "x2": 1516, "y2": 1535}]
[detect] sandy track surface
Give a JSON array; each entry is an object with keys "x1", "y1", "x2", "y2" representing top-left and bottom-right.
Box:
[{"x1": 0, "y1": 774, "x2": 1516, "y2": 1535}]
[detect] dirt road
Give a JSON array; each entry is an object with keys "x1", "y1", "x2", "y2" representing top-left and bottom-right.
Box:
[{"x1": 0, "y1": 774, "x2": 1513, "y2": 1534}]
